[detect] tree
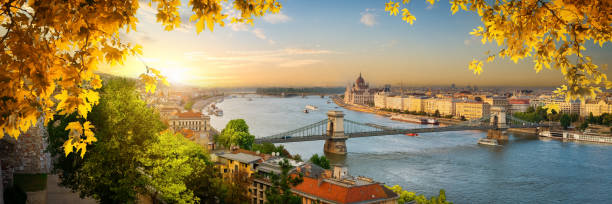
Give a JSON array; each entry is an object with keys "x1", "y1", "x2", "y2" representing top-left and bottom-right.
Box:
[
  {"x1": 252, "y1": 142, "x2": 292, "y2": 158},
  {"x1": 434, "y1": 110, "x2": 441, "y2": 117},
  {"x1": 385, "y1": 0, "x2": 612, "y2": 100},
  {"x1": 526, "y1": 106, "x2": 536, "y2": 113},
  {"x1": 265, "y1": 159, "x2": 303, "y2": 204},
  {"x1": 560, "y1": 114, "x2": 571, "y2": 130},
  {"x1": 138, "y1": 131, "x2": 212, "y2": 203},
  {"x1": 309, "y1": 154, "x2": 331, "y2": 169},
  {"x1": 386, "y1": 185, "x2": 452, "y2": 204},
  {"x1": 293, "y1": 154, "x2": 303, "y2": 162},
  {"x1": 579, "y1": 121, "x2": 589, "y2": 131},
  {"x1": 47, "y1": 78, "x2": 216, "y2": 203},
  {"x1": 217, "y1": 119, "x2": 255, "y2": 149},
  {"x1": 1, "y1": 0, "x2": 282, "y2": 157}
]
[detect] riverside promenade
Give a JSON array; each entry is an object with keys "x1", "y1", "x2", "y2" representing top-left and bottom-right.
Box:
[{"x1": 332, "y1": 96, "x2": 461, "y2": 125}]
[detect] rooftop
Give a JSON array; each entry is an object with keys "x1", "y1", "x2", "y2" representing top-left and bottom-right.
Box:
[
  {"x1": 217, "y1": 152, "x2": 262, "y2": 164},
  {"x1": 292, "y1": 176, "x2": 398, "y2": 204},
  {"x1": 172, "y1": 111, "x2": 209, "y2": 119}
]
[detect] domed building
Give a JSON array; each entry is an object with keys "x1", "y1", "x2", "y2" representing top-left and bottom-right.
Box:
[{"x1": 344, "y1": 73, "x2": 376, "y2": 105}]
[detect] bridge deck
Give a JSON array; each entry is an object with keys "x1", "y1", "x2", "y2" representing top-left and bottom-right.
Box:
[{"x1": 254, "y1": 124, "x2": 544, "y2": 144}]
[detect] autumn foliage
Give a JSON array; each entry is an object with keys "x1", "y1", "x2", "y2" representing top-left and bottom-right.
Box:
[
  {"x1": 387, "y1": 0, "x2": 612, "y2": 100},
  {"x1": 0, "y1": 0, "x2": 281, "y2": 157}
]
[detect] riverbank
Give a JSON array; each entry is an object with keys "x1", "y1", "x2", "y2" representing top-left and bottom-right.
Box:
[
  {"x1": 192, "y1": 95, "x2": 224, "y2": 112},
  {"x1": 332, "y1": 96, "x2": 462, "y2": 126}
]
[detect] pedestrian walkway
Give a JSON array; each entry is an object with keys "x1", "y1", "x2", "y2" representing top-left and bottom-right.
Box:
[{"x1": 46, "y1": 174, "x2": 96, "y2": 204}]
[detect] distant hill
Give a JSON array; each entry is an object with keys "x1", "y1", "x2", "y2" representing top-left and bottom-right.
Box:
[{"x1": 256, "y1": 87, "x2": 344, "y2": 96}]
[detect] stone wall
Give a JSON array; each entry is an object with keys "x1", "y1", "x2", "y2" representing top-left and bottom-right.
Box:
[{"x1": 0, "y1": 118, "x2": 51, "y2": 187}]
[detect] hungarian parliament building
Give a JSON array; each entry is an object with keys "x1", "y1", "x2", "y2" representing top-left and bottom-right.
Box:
[{"x1": 344, "y1": 73, "x2": 378, "y2": 105}]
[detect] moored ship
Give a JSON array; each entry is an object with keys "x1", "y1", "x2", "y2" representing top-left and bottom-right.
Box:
[{"x1": 390, "y1": 115, "x2": 427, "y2": 124}]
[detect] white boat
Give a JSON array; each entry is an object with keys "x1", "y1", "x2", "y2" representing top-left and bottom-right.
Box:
[
  {"x1": 305, "y1": 105, "x2": 318, "y2": 110},
  {"x1": 426, "y1": 118, "x2": 439, "y2": 125},
  {"x1": 390, "y1": 115, "x2": 427, "y2": 124},
  {"x1": 477, "y1": 138, "x2": 499, "y2": 146},
  {"x1": 303, "y1": 109, "x2": 309, "y2": 113},
  {"x1": 214, "y1": 109, "x2": 223, "y2": 116}
]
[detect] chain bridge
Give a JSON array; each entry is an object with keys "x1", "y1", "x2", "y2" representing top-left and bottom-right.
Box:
[{"x1": 254, "y1": 107, "x2": 547, "y2": 155}]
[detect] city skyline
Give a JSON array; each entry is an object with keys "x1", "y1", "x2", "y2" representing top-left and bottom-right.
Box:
[{"x1": 101, "y1": 0, "x2": 612, "y2": 88}]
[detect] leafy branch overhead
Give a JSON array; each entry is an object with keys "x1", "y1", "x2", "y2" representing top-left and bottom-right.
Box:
[
  {"x1": 0, "y1": 0, "x2": 281, "y2": 158},
  {"x1": 386, "y1": 0, "x2": 612, "y2": 100}
]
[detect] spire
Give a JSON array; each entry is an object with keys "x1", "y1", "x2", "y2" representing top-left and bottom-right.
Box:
[{"x1": 359, "y1": 72, "x2": 362, "y2": 78}]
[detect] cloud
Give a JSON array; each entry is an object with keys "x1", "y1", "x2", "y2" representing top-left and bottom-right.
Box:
[
  {"x1": 278, "y1": 59, "x2": 321, "y2": 67},
  {"x1": 190, "y1": 48, "x2": 338, "y2": 69},
  {"x1": 230, "y1": 23, "x2": 250, "y2": 31},
  {"x1": 360, "y1": 13, "x2": 377, "y2": 27},
  {"x1": 360, "y1": 9, "x2": 377, "y2": 27},
  {"x1": 263, "y1": 12, "x2": 291, "y2": 24},
  {"x1": 251, "y1": 28, "x2": 267, "y2": 40},
  {"x1": 121, "y1": 31, "x2": 156, "y2": 44}
]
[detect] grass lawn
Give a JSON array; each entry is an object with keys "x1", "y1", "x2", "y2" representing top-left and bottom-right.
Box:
[{"x1": 13, "y1": 173, "x2": 47, "y2": 192}]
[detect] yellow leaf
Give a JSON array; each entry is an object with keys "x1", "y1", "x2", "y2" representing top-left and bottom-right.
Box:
[
  {"x1": 63, "y1": 138, "x2": 73, "y2": 157},
  {"x1": 195, "y1": 20, "x2": 204, "y2": 34}
]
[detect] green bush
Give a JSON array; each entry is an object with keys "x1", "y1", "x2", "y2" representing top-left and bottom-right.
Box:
[{"x1": 13, "y1": 173, "x2": 47, "y2": 192}]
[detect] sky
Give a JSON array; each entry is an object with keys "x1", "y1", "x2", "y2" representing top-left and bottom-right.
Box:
[{"x1": 105, "y1": 0, "x2": 612, "y2": 88}]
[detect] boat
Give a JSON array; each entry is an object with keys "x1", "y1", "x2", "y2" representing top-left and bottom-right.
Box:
[
  {"x1": 477, "y1": 138, "x2": 499, "y2": 146},
  {"x1": 405, "y1": 133, "x2": 418, "y2": 136},
  {"x1": 327, "y1": 100, "x2": 332, "y2": 104},
  {"x1": 247, "y1": 98, "x2": 253, "y2": 101},
  {"x1": 305, "y1": 105, "x2": 318, "y2": 110},
  {"x1": 390, "y1": 115, "x2": 427, "y2": 124},
  {"x1": 303, "y1": 109, "x2": 309, "y2": 113},
  {"x1": 214, "y1": 109, "x2": 223, "y2": 116},
  {"x1": 426, "y1": 118, "x2": 439, "y2": 125}
]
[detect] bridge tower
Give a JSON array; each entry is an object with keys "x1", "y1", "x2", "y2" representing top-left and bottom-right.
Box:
[
  {"x1": 324, "y1": 111, "x2": 348, "y2": 155},
  {"x1": 488, "y1": 106, "x2": 508, "y2": 140}
]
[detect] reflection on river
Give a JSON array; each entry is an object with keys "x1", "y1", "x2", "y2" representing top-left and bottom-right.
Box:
[{"x1": 210, "y1": 95, "x2": 612, "y2": 203}]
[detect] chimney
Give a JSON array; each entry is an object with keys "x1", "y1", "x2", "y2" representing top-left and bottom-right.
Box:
[{"x1": 332, "y1": 165, "x2": 348, "y2": 180}]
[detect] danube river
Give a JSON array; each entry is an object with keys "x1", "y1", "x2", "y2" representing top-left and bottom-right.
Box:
[{"x1": 210, "y1": 95, "x2": 612, "y2": 203}]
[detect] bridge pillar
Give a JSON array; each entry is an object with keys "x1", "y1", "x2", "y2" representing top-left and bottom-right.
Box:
[
  {"x1": 324, "y1": 111, "x2": 348, "y2": 155},
  {"x1": 490, "y1": 106, "x2": 507, "y2": 128},
  {"x1": 488, "y1": 106, "x2": 508, "y2": 140}
]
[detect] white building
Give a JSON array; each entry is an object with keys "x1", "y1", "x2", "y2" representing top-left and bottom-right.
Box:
[{"x1": 344, "y1": 73, "x2": 375, "y2": 105}]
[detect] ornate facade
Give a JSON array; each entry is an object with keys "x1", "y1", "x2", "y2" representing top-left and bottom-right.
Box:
[{"x1": 344, "y1": 73, "x2": 375, "y2": 105}]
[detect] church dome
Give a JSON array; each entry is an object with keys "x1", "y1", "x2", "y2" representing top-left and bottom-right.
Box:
[{"x1": 355, "y1": 73, "x2": 365, "y2": 85}]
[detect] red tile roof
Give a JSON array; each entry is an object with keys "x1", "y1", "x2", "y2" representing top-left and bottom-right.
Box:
[
  {"x1": 509, "y1": 99, "x2": 530, "y2": 104},
  {"x1": 292, "y1": 176, "x2": 394, "y2": 203},
  {"x1": 174, "y1": 111, "x2": 203, "y2": 118},
  {"x1": 179, "y1": 129, "x2": 195, "y2": 139}
]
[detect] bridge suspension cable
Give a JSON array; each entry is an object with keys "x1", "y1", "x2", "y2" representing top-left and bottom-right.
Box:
[{"x1": 255, "y1": 112, "x2": 547, "y2": 144}]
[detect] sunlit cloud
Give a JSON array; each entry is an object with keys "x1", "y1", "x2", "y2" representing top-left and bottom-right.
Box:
[
  {"x1": 252, "y1": 28, "x2": 267, "y2": 40},
  {"x1": 278, "y1": 59, "x2": 322, "y2": 67},
  {"x1": 360, "y1": 9, "x2": 377, "y2": 27},
  {"x1": 230, "y1": 23, "x2": 250, "y2": 31},
  {"x1": 263, "y1": 12, "x2": 291, "y2": 24}
]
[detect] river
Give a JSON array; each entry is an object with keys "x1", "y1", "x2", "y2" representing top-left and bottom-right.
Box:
[{"x1": 210, "y1": 95, "x2": 612, "y2": 203}]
